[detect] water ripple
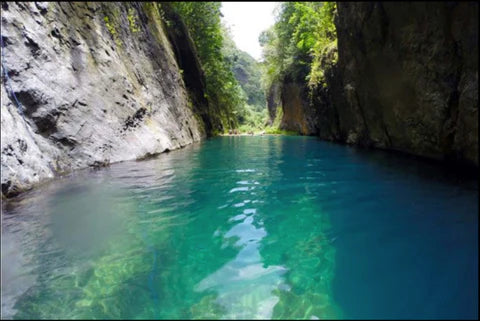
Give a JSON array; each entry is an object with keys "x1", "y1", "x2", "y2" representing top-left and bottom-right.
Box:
[{"x1": 1, "y1": 136, "x2": 477, "y2": 319}]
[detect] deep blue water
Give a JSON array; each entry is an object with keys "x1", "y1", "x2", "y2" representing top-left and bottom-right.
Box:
[{"x1": 1, "y1": 136, "x2": 478, "y2": 319}]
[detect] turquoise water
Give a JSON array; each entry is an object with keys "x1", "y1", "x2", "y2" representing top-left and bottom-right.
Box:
[{"x1": 1, "y1": 136, "x2": 478, "y2": 319}]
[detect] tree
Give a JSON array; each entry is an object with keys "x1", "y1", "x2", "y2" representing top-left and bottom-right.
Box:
[{"x1": 259, "y1": 2, "x2": 337, "y2": 88}]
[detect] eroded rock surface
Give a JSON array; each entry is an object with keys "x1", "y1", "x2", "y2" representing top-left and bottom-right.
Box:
[{"x1": 1, "y1": 2, "x2": 205, "y2": 197}]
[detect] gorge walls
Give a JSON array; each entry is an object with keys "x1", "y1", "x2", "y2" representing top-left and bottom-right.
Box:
[
  {"x1": 1, "y1": 2, "x2": 207, "y2": 197},
  {"x1": 277, "y1": 2, "x2": 478, "y2": 166}
]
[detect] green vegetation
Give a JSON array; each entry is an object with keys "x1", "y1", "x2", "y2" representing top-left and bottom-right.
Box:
[
  {"x1": 260, "y1": 2, "x2": 337, "y2": 89},
  {"x1": 103, "y1": 16, "x2": 122, "y2": 47},
  {"x1": 162, "y1": 3, "x2": 269, "y2": 134},
  {"x1": 166, "y1": 2, "x2": 245, "y2": 132},
  {"x1": 165, "y1": 2, "x2": 338, "y2": 135},
  {"x1": 222, "y1": 27, "x2": 266, "y2": 112},
  {"x1": 307, "y1": 2, "x2": 337, "y2": 87},
  {"x1": 103, "y1": 7, "x2": 123, "y2": 47},
  {"x1": 236, "y1": 106, "x2": 268, "y2": 134},
  {"x1": 101, "y1": 2, "x2": 335, "y2": 136},
  {"x1": 259, "y1": 1, "x2": 337, "y2": 91},
  {"x1": 257, "y1": 2, "x2": 337, "y2": 134},
  {"x1": 264, "y1": 128, "x2": 299, "y2": 135},
  {"x1": 222, "y1": 27, "x2": 268, "y2": 133},
  {"x1": 127, "y1": 8, "x2": 141, "y2": 33}
]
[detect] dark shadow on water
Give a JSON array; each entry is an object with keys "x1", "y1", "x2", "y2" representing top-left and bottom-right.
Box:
[
  {"x1": 2, "y1": 136, "x2": 478, "y2": 319},
  {"x1": 313, "y1": 137, "x2": 478, "y2": 190},
  {"x1": 310, "y1": 139, "x2": 479, "y2": 319}
]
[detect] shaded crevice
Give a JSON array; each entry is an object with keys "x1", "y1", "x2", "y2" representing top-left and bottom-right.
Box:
[
  {"x1": 24, "y1": 34, "x2": 41, "y2": 57},
  {"x1": 160, "y1": 3, "x2": 212, "y2": 136}
]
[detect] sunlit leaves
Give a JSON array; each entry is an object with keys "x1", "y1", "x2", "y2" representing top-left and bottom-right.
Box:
[{"x1": 259, "y1": 2, "x2": 337, "y2": 89}]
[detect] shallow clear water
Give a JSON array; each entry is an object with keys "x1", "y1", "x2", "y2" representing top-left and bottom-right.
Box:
[{"x1": 1, "y1": 136, "x2": 478, "y2": 319}]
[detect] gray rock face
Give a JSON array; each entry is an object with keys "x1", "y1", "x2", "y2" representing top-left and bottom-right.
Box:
[
  {"x1": 1, "y1": 2, "x2": 205, "y2": 197},
  {"x1": 278, "y1": 2, "x2": 478, "y2": 166}
]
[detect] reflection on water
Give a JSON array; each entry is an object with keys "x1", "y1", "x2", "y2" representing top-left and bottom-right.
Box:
[
  {"x1": 195, "y1": 198, "x2": 287, "y2": 319},
  {"x1": 1, "y1": 136, "x2": 478, "y2": 319}
]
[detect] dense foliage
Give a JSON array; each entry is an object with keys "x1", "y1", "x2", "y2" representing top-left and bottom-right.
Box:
[
  {"x1": 158, "y1": 2, "x2": 336, "y2": 134},
  {"x1": 222, "y1": 28, "x2": 266, "y2": 112},
  {"x1": 166, "y1": 2, "x2": 246, "y2": 132},
  {"x1": 222, "y1": 27, "x2": 268, "y2": 132},
  {"x1": 165, "y1": 2, "x2": 269, "y2": 133},
  {"x1": 260, "y1": 2, "x2": 337, "y2": 89}
]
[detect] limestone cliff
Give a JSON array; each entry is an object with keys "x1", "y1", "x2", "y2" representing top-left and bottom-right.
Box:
[
  {"x1": 277, "y1": 2, "x2": 478, "y2": 166},
  {"x1": 1, "y1": 2, "x2": 207, "y2": 197}
]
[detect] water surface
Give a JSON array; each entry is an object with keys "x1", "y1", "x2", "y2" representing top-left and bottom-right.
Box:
[{"x1": 1, "y1": 136, "x2": 478, "y2": 319}]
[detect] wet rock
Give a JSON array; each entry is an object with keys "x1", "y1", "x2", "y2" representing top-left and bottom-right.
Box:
[{"x1": 89, "y1": 159, "x2": 110, "y2": 169}]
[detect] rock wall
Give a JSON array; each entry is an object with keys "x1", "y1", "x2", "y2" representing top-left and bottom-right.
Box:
[
  {"x1": 1, "y1": 2, "x2": 206, "y2": 197},
  {"x1": 278, "y1": 2, "x2": 478, "y2": 166},
  {"x1": 266, "y1": 82, "x2": 281, "y2": 125},
  {"x1": 159, "y1": 3, "x2": 214, "y2": 135},
  {"x1": 333, "y1": 2, "x2": 478, "y2": 165},
  {"x1": 279, "y1": 81, "x2": 316, "y2": 135}
]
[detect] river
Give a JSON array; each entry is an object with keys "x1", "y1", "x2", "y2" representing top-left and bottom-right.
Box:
[{"x1": 1, "y1": 136, "x2": 478, "y2": 319}]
